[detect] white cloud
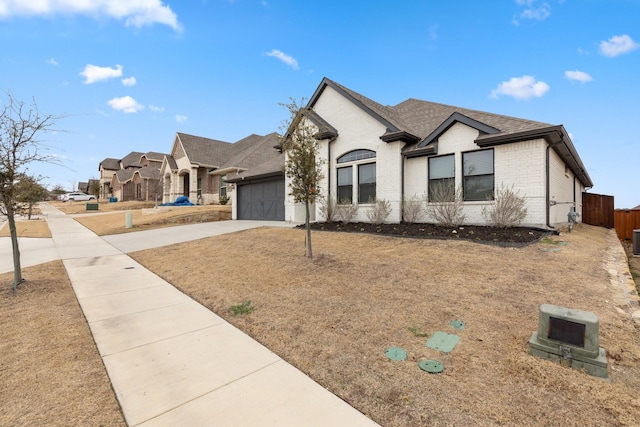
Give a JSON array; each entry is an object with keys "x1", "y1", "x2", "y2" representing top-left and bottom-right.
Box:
[
  {"x1": 80, "y1": 64, "x2": 123, "y2": 84},
  {"x1": 175, "y1": 114, "x2": 187, "y2": 123},
  {"x1": 121, "y1": 76, "x2": 137, "y2": 86},
  {"x1": 107, "y1": 96, "x2": 143, "y2": 113},
  {"x1": 0, "y1": 0, "x2": 182, "y2": 32},
  {"x1": 46, "y1": 57, "x2": 58, "y2": 65},
  {"x1": 490, "y1": 75, "x2": 550, "y2": 100},
  {"x1": 564, "y1": 70, "x2": 593, "y2": 83},
  {"x1": 149, "y1": 105, "x2": 165, "y2": 112},
  {"x1": 265, "y1": 49, "x2": 299, "y2": 70},
  {"x1": 599, "y1": 34, "x2": 639, "y2": 57},
  {"x1": 513, "y1": 0, "x2": 550, "y2": 25}
]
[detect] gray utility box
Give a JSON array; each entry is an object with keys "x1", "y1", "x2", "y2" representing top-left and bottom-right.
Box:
[{"x1": 529, "y1": 304, "x2": 608, "y2": 379}]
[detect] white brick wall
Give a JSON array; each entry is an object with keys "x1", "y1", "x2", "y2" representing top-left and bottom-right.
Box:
[{"x1": 288, "y1": 89, "x2": 581, "y2": 228}]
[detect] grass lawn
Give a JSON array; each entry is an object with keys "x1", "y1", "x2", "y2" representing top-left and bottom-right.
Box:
[
  {"x1": 0, "y1": 219, "x2": 51, "y2": 238},
  {"x1": 2, "y1": 206, "x2": 638, "y2": 425},
  {"x1": 0, "y1": 261, "x2": 125, "y2": 426},
  {"x1": 131, "y1": 224, "x2": 640, "y2": 426}
]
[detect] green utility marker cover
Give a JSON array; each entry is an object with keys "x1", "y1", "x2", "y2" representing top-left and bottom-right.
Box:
[
  {"x1": 419, "y1": 359, "x2": 444, "y2": 373},
  {"x1": 385, "y1": 347, "x2": 407, "y2": 361},
  {"x1": 450, "y1": 320, "x2": 465, "y2": 330},
  {"x1": 425, "y1": 331, "x2": 460, "y2": 353}
]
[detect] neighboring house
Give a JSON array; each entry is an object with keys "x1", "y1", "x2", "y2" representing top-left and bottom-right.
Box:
[
  {"x1": 99, "y1": 151, "x2": 166, "y2": 201},
  {"x1": 78, "y1": 181, "x2": 89, "y2": 193},
  {"x1": 161, "y1": 132, "x2": 281, "y2": 211},
  {"x1": 282, "y1": 77, "x2": 593, "y2": 228},
  {"x1": 98, "y1": 157, "x2": 121, "y2": 199}
]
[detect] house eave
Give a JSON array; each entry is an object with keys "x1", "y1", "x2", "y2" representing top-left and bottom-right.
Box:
[
  {"x1": 226, "y1": 170, "x2": 284, "y2": 184},
  {"x1": 380, "y1": 130, "x2": 420, "y2": 144},
  {"x1": 476, "y1": 126, "x2": 593, "y2": 188}
]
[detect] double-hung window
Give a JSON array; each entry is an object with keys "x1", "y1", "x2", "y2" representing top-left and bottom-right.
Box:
[
  {"x1": 358, "y1": 163, "x2": 376, "y2": 203},
  {"x1": 220, "y1": 174, "x2": 227, "y2": 197},
  {"x1": 337, "y1": 167, "x2": 353, "y2": 203},
  {"x1": 463, "y1": 149, "x2": 494, "y2": 201},
  {"x1": 428, "y1": 154, "x2": 455, "y2": 202},
  {"x1": 336, "y1": 149, "x2": 376, "y2": 204}
]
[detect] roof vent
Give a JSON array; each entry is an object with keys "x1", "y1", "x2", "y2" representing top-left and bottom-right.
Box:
[{"x1": 633, "y1": 229, "x2": 640, "y2": 256}]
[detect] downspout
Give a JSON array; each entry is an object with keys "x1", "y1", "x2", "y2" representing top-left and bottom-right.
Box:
[
  {"x1": 401, "y1": 153, "x2": 405, "y2": 223},
  {"x1": 326, "y1": 136, "x2": 336, "y2": 217},
  {"x1": 546, "y1": 133, "x2": 563, "y2": 229}
]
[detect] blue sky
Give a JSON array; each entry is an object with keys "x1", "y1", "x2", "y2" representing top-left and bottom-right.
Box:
[{"x1": 1, "y1": 0, "x2": 638, "y2": 208}]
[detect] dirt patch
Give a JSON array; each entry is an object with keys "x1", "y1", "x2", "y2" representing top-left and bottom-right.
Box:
[
  {"x1": 0, "y1": 261, "x2": 125, "y2": 426},
  {"x1": 131, "y1": 223, "x2": 640, "y2": 426}
]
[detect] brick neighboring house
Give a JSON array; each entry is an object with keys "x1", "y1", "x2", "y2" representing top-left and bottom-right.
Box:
[
  {"x1": 160, "y1": 132, "x2": 281, "y2": 206},
  {"x1": 282, "y1": 77, "x2": 593, "y2": 228},
  {"x1": 99, "y1": 151, "x2": 167, "y2": 201}
]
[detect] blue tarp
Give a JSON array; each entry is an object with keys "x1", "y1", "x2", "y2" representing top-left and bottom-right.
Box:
[{"x1": 160, "y1": 195, "x2": 193, "y2": 207}]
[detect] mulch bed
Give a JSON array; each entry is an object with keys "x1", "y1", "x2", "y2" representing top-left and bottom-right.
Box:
[{"x1": 302, "y1": 222, "x2": 554, "y2": 246}]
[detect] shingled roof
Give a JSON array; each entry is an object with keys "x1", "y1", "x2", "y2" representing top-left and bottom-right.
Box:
[
  {"x1": 176, "y1": 133, "x2": 237, "y2": 168},
  {"x1": 99, "y1": 158, "x2": 120, "y2": 171},
  {"x1": 216, "y1": 133, "x2": 281, "y2": 173},
  {"x1": 120, "y1": 151, "x2": 144, "y2": 169},
  {"x1": 306, "y1": 77, "x2": 592, "y2": 187}
]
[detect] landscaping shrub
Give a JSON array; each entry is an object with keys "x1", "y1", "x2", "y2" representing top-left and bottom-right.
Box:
[
  {"x1": 403, "y1": 194, "x2": 426, "y2": 224},
  {"x1": 426, "y1": 183, "x2": 465, "y2": 226},
  {"x1": 366, "y1": 198, "x2": 392, "y2": 225},
  {"x1": 335, "y1": 200, "x2": 358, "y2": 224},
  {"x1": 482, "y1": 185, "x2": 528, "y2": 228}
]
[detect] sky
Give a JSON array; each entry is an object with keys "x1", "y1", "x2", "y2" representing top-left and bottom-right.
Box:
[{"x1": 1, "y1": 0, "x2": 638, "y2": 208}]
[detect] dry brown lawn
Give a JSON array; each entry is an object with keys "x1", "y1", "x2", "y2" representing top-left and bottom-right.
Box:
[
  {"x1": 0, "y1": 219, "x2": 51, "y2": 238},
  {"x1": 0, "y1": 261, "x2": 125, "y2": 426},
  {"x1": 132, "y1": 223, "x2": 640, "y2": 426},
  {"x1": 50, "y1": 200, "x2": 155, "y2": 215},
  {"x1": 73, "y1": 204, "x2": 231, "y2": 236}
]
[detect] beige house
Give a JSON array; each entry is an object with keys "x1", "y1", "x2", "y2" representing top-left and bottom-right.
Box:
[
  {"x1": 160, "y1": 132, "x2": 281, "y2": 206},
  {"x1": 99, "y1": 151, "x2": 166, "y2": 202}
]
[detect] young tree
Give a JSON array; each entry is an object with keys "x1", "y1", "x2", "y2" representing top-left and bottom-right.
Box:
[
  {"x1": 88, "y1": 178, "x2": 101, "y2": 199},
  {"x1": 0, "y1": 92, "x2": 61, "y2": 290},
  {"x1": 279, "y1": 99, "x2": 324, "y2": 259},
  {"x1": 49, "y1": 183, "x2": 66, "y2": 200},
  {"x1": 15, "y1": 174, "x2": 48, "y2": 220}
]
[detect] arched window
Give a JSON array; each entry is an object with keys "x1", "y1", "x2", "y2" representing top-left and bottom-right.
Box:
[
  {"x1": 336, "y1": 150, "x2": 376, "y2": 204},
  {"x1": 337, "y1": 149, "x2": 376, "y2": 164}
]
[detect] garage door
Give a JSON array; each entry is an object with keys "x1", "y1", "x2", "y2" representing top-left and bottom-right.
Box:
[{"x1": 237, "y1": 178, "x2": 285, "y2": 221}]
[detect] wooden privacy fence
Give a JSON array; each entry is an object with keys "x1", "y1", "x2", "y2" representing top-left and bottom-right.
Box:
[
  {"x1": 614, "y1": 209, "x2": 640, "y2": 241},
  {"x1": 582, "y1": 192, "x2": 614, "y2": 229}
]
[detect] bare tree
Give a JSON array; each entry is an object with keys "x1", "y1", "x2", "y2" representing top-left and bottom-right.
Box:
[
  {"x1": 280, "y1": 98, "x2": 324, "y2": 259},
  {"x1": 0, "y1": 92, "x2": 61, "y2": 290}
]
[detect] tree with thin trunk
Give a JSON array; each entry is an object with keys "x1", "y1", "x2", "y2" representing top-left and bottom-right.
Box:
[
  {"x1": 0, "y1": 92, "x2": 61, "y2": 291},
  {"x1": 15, "y1": 174, "x2": 48, "y2": 220},
  {"x1": 88, "y1": 178, "x2": 101, "y2": 199},
  {"x1": 279, "y1": 98, "x2": 324, "y2": 259}
]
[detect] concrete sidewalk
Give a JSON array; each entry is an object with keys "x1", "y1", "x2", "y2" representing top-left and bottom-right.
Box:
[{"x1": 37, "y1": 204, "x2": 378, "y2": 426}]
